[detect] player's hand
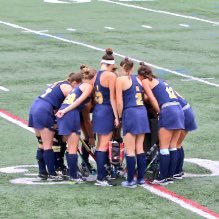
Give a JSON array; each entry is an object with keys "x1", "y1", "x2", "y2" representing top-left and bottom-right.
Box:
[
  {"x1": 89, "y1": 137, "x2": 95, "y2": 147},
  {"x1": 114, "y1": 118, "x2": 119, "y2": 127},
  {"x1": 56, "y1": 110, "x2": 65, "y2": 118}
]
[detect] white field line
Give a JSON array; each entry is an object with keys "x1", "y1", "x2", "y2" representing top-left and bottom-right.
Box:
[
  {"x1": 0, "y1": 20, "x2": 219, "y2": 88},
  {"x1": 104, "y1": 26, "x2": 115, "y2": 30},
  {"x1": 119, "y1": 0, "x2": 155, "y2": 1},
  {"x1": 44, "y1": 0, "x2": 69, "y2": 3},
  {"x1": 66, "y1": 28, "x2": 76, "y2": 31},
  {"x1": 0, "y1": 86, "x2": 9, "y2": 91},
  {"x1": 1, "y1": 109, "x2": 219, "y2": 219},
  {"x1": 119, "y1": 0, "x2": 155, "y2": 2},
  {"x1": 22, "y1": 29, "x2": 49, "y2": 33},
  {"x1": 141, "y1": 24, "x2": 152, "y2": 29},
  {"x1": 143, "y1": 183, "x2": 219, "y2": 219},
  {"x1": 181, "y1": 77, "x2": 214, "y2": 82},
  {"x1": 100, "y1": 0, "x2": 219, "y2": 26},
  {"x1": 179, "y1": 24, "x2": 190, "y2": 28},
  {"x1": 0, "y1": 110, "x2": 34, "y2": 133}
]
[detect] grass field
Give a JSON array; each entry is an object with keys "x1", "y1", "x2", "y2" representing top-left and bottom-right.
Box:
[{"x1": 0, "y1": 0, "x2": 219, "y2": 218}]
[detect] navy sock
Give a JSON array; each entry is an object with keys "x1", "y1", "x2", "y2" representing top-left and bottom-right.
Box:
[
  {"x1": 82, "y1": 140, "x2": 90, "y2": 163},
  {"x1": 43, "y1": 149, "x2": 56, "y2": 176},
  {"x1": 95, "y1": 151, "x2": 107, "y2": 180},
  {"x1": 168, "y1": 149, "x2": 179, "y2": 178},
  {"x1": 175, "y1": 147, "x2": 184, "y2": 174},
  {"x1": 159, "y1": 154, "x2": 170, "y2": 180},
  {"x1": 54, "y1": 151, "x2": 61, "y2": 170},
  {"x1": 36, "y1": 148, "x2": 47, "y2": 175},
  {"x1": 137, "y1": 153, "x2": 146, "y2": 181},
  {"x1": 126, "y1": 156, "x2": 136, "y2": 183},
  {"x1": 67, "y1": 154, "x2": 78, "y2": 179},
  {"x1": 65, "y1": 152, "x2": 69, "y2": 166}
]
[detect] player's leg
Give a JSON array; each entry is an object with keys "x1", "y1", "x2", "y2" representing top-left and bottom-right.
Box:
[
  {"x1": 168, "y1": 129, "x2": 181, "y2": 183},
  {"x1": 67, "y1": 133, "x2": 86, "y2": 183},
  {"x1": 136, "y1": 134, "x2": 147, "y2": 186},
  {"x1": 121, "y1": 133, "x2": 137, "y2": 188},
  {"x1": 35, "y1": 129, "x2": 47, "y2": 179}
]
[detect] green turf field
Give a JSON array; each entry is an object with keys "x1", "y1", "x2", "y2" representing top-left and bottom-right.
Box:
[{"x1": 0, "y1": 0, "x2": 219, "y2": 218}]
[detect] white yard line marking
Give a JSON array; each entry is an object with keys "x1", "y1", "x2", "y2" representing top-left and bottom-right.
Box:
[
  {"x1": 0, "y1": 20, "x2": 219, "y2": 88},
  {"x1": 100, "y1": 0, "x2": 219, "y2": 26},
  {"x1": 0, "y1": 86, "x2": 9, "y2": 91},
  {"x1": 143, "y1": 183, "x2": 219, "y2": 219},
  {"x1": 181, "y1": 77, "x2": 215, "y2": 82},
  {"x1": 104, "y1": 26, "x2": 115, "y2": 30},
  {"x1": 0, "y1": 109, "x2": 34, "y2": 133},
  {"x1": 179, "y1": 24, "x2": 190, "y2": 28},
  {"x1": 22, "y1": 29, "x2": 49, "y2": 33},
  {"x1": 66, "y1": 28, "x2": 76, "y2": 31},
  {"x1": 44, "y1": 0, "x2": 69, "y2": 3},
  {"x1": 1, "y1": 108, "x2": 219, "y2": 219},
  {"x1": 141, "y1": 24, "x2": 152, "y2": 29},
  {"x1": 119, "y1": 0, "x2": 155, "y2": 1}
]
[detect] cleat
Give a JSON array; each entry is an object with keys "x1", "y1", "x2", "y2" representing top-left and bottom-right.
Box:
[
  {"x1": 56, "y1": 167, "x2": 69, "y2": 179},
  {"x1": 37, "y1": 174, "x2": 48, "y2": 180},
  {"x1": 69, "y1": 177, "x2": 86, "y2": 184},
  {"x1": 166, "y1": 177, "x2": 174, "y2": 184},
  {"x1": 121, "y1": 180, "x2": 137, "y2": 188},
  {"x1": 95, "y1": 179, "x2": 116, "y2": 187},
  {"x1": 47, "y1": 175, "x2": 63, "y2": 182},
  {"x1": 81, "y1": 162, "x2": 96, "y2": 176},
  {"x1": 151, "y1": 178, "x2": 169, "y2": 186},
  {"x1": 137, "y1": 179, "x2": 146, "y2": 186},
  {"x1": 173, "y1": 173, "x2": 183, "y2": 180}
]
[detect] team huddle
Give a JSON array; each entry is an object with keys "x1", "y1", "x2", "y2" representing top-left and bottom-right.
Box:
[{"x1": 28, "y1": 48, "x2": 197, "y2": 187}]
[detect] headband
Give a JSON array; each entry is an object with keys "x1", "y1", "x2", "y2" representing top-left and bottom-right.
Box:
[{"x1": 101, "y1": 59, "x2": 115, "y2": 65}]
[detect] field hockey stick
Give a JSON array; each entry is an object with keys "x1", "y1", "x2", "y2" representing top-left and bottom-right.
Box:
[
  {"x1": 79, "y1": 137, "x2": 96, "y2": 160},
  {"x1": 145, "y1": 150, "x2": 159, "y2": 172}
]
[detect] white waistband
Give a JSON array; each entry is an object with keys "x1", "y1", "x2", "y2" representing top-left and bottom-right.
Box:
[
  {"x1": 182, "y1": 103, "x2": 190, "y2": 110},
  {"x1": 161, "y1": 101, "x2": 180, "y2": 109}
]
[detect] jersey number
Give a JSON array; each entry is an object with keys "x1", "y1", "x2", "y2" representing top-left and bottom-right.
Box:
[
  {"x1": 95, "y1": 92, "x2": 103, "y2": 104},
  {"x1": 40, "y1": 88, "x2": 52, "y2": 98},
  {"x1": 63, "y1": 93, "x2": 76, "y2": 105},
  {"x1": 166, "y1": 87, "x2": 177, "y2": 99},
  {"x1": 135, "y1": 93, "x2": 143, "y2": 105}
]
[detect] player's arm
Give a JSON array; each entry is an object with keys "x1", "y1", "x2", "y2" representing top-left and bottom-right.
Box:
[
  {"x1": 60, "y1": 83, "x2": 73, "y2": 97},
  {"x1": 142, "y1": 79, "x2": 160, "y2": 113},
  {"x1": 81, "y1": 102, "x2": 95, "y2": 145},
  {"x1": 56, "y1": 84, "x2": 93, "y2": 117},
  {"x1": 116, "y1": 77, "x2": 123, "y2": 119},
  {"x1": 108, "y1": 72, "x2": 119, "y2": 126}
]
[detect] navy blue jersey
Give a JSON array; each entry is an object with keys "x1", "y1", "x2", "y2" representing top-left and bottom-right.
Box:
[
  {"x1": 39, "y1": 81, "x2": 70, "y2": 110},
  {"x1": 60, "y1": 84, "x2": 90, "y2": 111},
  {"x1": 94, "y1": 70, "x2": 110, "y2": 105},
  {"x1": 152, "y1": 79, "x2": 178, "y2": 106},
  {"x1": 123, "y1": 75, "x2": 144, "y2": 109},
  {"x1": 175, "y1": 92, "x2": 188, "y2": 108},
  {"x1": 58, "y1": 84, "x2": 90, "y2": 136}
]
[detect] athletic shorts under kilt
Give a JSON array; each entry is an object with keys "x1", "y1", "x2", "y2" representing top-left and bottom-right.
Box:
[{"x1": 28, "y1": 98, "x2": 56, "y2": 130}]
